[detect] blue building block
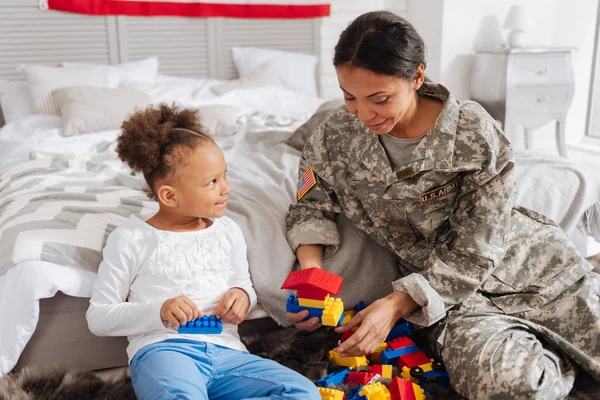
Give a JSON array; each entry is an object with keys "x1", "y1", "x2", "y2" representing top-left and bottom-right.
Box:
[
  {"x1": 385, "y1": 319, "x2": 414, "y2": 341},
  {"x1": 286, "y1": 294, "x2": 324, "y2": 321},
  {"x1": 178, "y1": 315, "x2": 222, "y2": 334},
  {"x1": 422, "y1": 370, "x2": 451, "y2": 390},
  {"x1": 315, "y1": 367, "x2": 350, "y2": 388},
  {"x1": 336, "y1": 311, "x2": 344, "y2": 327},
  {"x1": 380, "y1": 345, "x2": 420, "y2": 365},
  {"x1": 346, "y1": 386, "x2": 367, "y2": 400},
  {"x1": 354, "y1": 300, "x2": 366, "y2": 313}
]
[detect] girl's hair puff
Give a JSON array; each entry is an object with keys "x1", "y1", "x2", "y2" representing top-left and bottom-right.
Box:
[{"x1": 117, "y1": 103, "x2": 213, "y2": 199}]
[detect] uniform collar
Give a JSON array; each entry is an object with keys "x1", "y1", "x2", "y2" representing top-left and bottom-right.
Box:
[{"x1": 352, "y1": 82, "x2": 459, "y2": 182}]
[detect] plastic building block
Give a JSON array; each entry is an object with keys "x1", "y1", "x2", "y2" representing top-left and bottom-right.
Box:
[
  {"x1": 388, "y1": 377, "x2": 425, "y2": 400},
  {"x1": 347, "y1": 386, "x2": 367, "y2": 400},
  {"x1": 385, "y1": 320, "x2": 414, "y2": 341},
  {"x1": 344, "y1": 309, "x2": 356, "y2": 322},
  {"x1": 340, "y1": 326, "x2": 358, "y2": 342},
  {"x1": 354, "y1": 300, "x2": 366, "y2": 313},
  {"x1": 397, "y1": 351, "x2": 431, "y2": 370},
  {"x1": 328, "y1": 350, "x2": 368, "y2": 368},
  {"x1": 281, "y1": 267, "x2": 343, "y2": 300},
  {"x1": 315, "y1": 367, "x2": 350, "y2": 388},
  {"x1": 322, "y1": 297, "x2": 344, "y2": 326},
  {"x1": 317, "y1": 387, "x2": 345, "y2": 400},
  {"x1": 347, "y1": 371, "x2": 376, "y2": 386},
  {"x1": 422, "y1": 370, "x2": 451, "y2": 390},
  {"x1": 387, "y1": 336, "x2": 415, "y2": 350},
  {"x1": 369, "y1": 342, "x2": 388, "y2": 364},
  {"x1": 381, "y1": 345, "x2": 420, "y2": 365},
  {"x1": 299, "y1": 294, "x2": 329, "y2": 308},
  {"x1": 286, "y1": 294, "x2": 324, "y2": 320},
  {"x1": 359, "y1": 382, "x2": 391, "y2": 400},
  {"x1": 178, "y1": 315, "x2": 222, "y2": 334},
  {"x1": 368, "y1": 365, "x2": 392, "y2": 380}
]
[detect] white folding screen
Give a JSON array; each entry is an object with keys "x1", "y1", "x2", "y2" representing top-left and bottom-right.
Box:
[{"x1": 0, "y1": 0, "x2": 321, "y2": 81}]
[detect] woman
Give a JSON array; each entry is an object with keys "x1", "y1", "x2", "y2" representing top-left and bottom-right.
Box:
[{"x1": 286, "y1": 11, "x2": 599, "y2": 400}]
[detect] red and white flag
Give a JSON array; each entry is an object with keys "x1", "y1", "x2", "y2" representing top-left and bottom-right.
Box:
[{"x1": 41, "y1": 0, "x2": 331, "y2": 18}]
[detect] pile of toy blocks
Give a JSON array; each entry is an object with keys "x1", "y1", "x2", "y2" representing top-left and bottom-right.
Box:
[
  {"x1": 316, "y1": 301, "x2": 450, "y2": 400},
  {"x1": 281, "y1": 267, "x2": 345, "y2": 327},
  {"x1": 280, "y1": 268, "x2": 450, "y2": 399}
]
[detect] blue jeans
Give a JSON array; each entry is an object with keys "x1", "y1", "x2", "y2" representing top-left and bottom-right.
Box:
[{"x1": 130, "y1": 339, "x2": 320, "y2": 400}]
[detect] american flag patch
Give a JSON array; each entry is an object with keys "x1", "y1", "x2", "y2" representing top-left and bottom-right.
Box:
[{"x1": 297, "y1": 167, "x2": 317, "y2": 200}]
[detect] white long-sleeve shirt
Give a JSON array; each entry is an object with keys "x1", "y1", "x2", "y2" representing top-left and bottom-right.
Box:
[{"x1": 87, "y1": 215, "x2": 257, "y2": 362}]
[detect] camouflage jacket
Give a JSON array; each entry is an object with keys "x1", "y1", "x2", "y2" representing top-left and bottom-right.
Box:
[{"x1": 287, "y1": 82, "x2": 592, "y2": 327}]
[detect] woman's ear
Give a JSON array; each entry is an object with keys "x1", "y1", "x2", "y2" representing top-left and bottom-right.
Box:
[
  {"x1": 413, "y1": 63, "x2": 425, "y2": 90},
  {"x1": 156, "y1": 184, "x2": 178, "y2": 208}
]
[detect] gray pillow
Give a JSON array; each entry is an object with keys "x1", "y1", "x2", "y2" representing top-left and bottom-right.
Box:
[
  {"x1": 285, "y1": 99, "x2": 344, "y2": 151},
  {"x1": 52, "y1": 86, "x2": 150, "y2": 136}
]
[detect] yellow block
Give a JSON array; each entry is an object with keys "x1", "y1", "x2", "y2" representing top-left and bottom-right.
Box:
[
  {"x1": 298, "y1": 294, "x2": 328, "y2": 308},
  {"x1": 370, "y1": 342, "x2": 387, "y2": 364},
  {"x1": 328, "y1": 350, "x2": 368, "y2": 369},
  {"x1": 413, "y1": 383, "x2": 426, "y2": 400},
  {"x1": 317, "y1": 387, "x2": 345, "y2": 400},
  {"x1": 359, "y1": 382, "x2": 391, "y2": 400},
  {"x1": 379, "y1": 364, "x2": 392, "y2": 379},
  {"x1": 342, "y1": 312, "x2": 354, "y2": 326},
  {"x1": 322, "y1": 297, "x2": 344, "y2": 326}
]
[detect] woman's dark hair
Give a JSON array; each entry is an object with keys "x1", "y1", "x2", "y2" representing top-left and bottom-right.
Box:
[
  {"x1": 333, "y1": 11, "x2": 426, "y2": 81},
  {"x1": 117, "y1": 103, "x2": 213, "y2": 199}
]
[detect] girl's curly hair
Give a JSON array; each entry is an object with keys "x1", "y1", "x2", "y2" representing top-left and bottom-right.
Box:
[{"x1": 117, "y1": 103, "x2": 213, "y2": 199}]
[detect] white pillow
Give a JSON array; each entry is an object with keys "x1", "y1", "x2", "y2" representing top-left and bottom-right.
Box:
[
  {"x1": 52, "y1": 86, "x2": 151, "y2": 136},
  {"x1": 63, "y1": 57, "x2": 159, "y2": 86},
  {"x1": 211, "y1": 61, "x2": 287, "y2": 96},
  {"x1": 19, "y1": 65, "x2": 113, "y2": 116},
  {"x1": 0, "y1": 80, "x2": 35, "y2": 124},
  {"x1": 232, "y1": 47, "x2": 318, "y2": 97},
  {"x1": 198, "y1": 104, "x2": 241, "y2": 136}
]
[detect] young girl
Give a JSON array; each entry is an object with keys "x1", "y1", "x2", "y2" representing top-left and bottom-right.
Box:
[{"x1": 87, "y1": 104, "x2": 319, "y2": 400}]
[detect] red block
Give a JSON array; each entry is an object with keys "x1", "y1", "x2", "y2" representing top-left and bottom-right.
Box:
[
  {"x1": 389, "y1": 377, "x2": 416, "y2": 400},
  {"x1": 346, "y1": 371, "x2": 375, "y2": 386},
  {"x1": 280, "y1": 267, "x2": 343, "y2": 300},
  {"x1": 398, "y1": 351, "x2": 430, "y2": 369},
  {"x1": 340, "y1": 330, "x2": 355, "y2": 342},
  {"x1": 387, "y1": 336, "x2": 415, "y2": 350}
]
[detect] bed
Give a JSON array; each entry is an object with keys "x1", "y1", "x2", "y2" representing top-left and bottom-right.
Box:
[{"x1": 2, "y1": 3, "x2": 600, "y2": 381}]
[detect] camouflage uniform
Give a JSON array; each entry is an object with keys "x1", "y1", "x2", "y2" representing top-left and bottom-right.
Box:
[{"x1": 287, "y1": 82, "x2": 600, "y2": 399}]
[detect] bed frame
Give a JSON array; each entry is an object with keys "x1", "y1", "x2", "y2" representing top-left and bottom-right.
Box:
[{"x1": 1, "y1": 0, "x2": 320, "y2": 373}]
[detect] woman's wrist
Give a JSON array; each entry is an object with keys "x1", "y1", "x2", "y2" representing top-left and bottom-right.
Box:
[{"x1": 389, "y1": 291, "x2": 419, "y2": 320}]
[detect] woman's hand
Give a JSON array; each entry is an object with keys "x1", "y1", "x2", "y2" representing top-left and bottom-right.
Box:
[
  {"x1": 333, "y1": 292, "x2": 419, "y2": 357},
  {"x1": 287, "y1": 310, "x2": 322, "y2": 331},
  {"x1": 214, "y1": 288, "x2": 251, "y2": 325},
  {"x1": 160, "y1": 295, "x2": 200, "y2": 328}
]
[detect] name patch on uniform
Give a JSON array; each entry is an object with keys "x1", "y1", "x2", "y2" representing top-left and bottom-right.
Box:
[
  {"x1": 297, "y1": 167, "x2": 317, "y2": 201},
  {"x1": 419, "y1": 176, "x2": 461, "y2": 205}
]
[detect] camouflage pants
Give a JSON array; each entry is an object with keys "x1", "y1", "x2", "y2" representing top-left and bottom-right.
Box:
[{"x1": 438, "y1": 271, "x2": 600, "y2": 400}]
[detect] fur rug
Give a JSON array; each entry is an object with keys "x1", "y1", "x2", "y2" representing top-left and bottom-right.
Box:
[{"x1": 1, "y1": 327, "x2": 599, "y2": 400}]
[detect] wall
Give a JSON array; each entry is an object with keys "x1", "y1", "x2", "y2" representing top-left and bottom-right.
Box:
[
  {"x1": 407, "y1": 0, "x2": 598, "y2": 154},
  {"x1": 319, "y1": 0, "x2": 409, "y2": 99}
]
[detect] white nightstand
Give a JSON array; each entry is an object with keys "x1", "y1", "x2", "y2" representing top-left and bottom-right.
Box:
[{"x1": 470, "y1": 48, "x2": 575, "y2": 157}]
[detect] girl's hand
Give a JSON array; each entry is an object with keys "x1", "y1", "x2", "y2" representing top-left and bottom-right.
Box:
[
  {"x1": 287, "y1": 310, "x2": 322, "y2": 331},
  {"x1": 160, "y1": 295, "x2": 200, "y2": 328},
  {"x1": 214, "y1": 288, "x2": 250, "y2": 325},
  {"x1": 333, "y1": 292, "x2": 418, "y2": 357}
]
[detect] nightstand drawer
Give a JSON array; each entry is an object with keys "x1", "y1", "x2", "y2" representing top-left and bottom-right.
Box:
[
  {"x1": 507, "y1": 85, "x2": 571, "y2": 116},
  {"x1": 511, "y1": 54, "x2": 570, "y2": 86}
]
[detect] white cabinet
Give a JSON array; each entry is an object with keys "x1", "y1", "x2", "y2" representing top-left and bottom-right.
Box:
[{"x1": 471, "y1": 48, "x2": 575, "y2": 157}]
